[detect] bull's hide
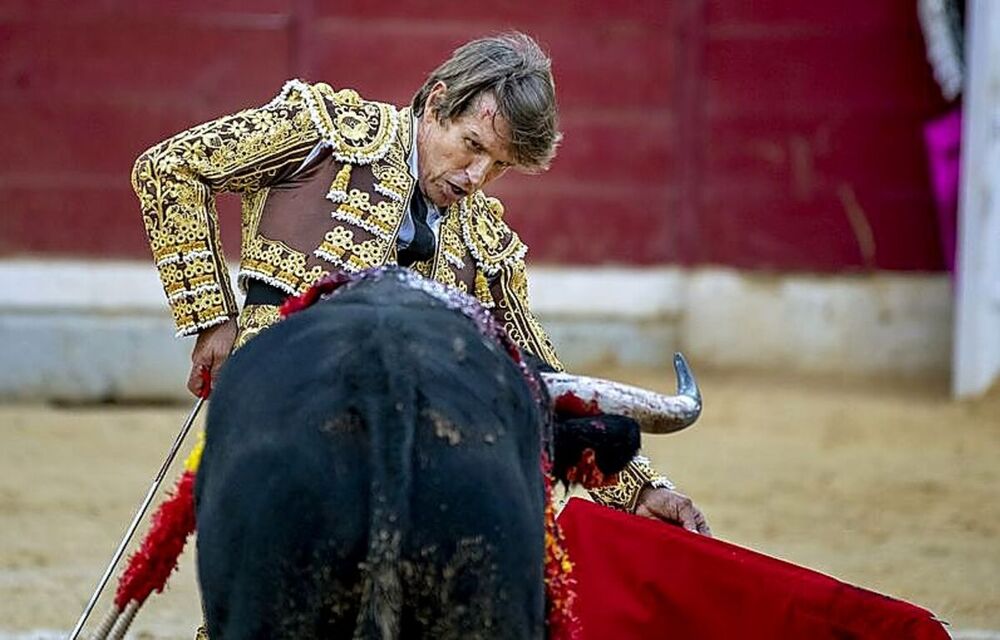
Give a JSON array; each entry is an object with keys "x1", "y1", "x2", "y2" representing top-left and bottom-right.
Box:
[{"x1": 196, "y1": 270, "x2": 548, "y2": 639}]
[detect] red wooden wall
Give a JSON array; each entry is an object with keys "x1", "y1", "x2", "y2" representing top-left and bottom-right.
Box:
[{"x1": 0, "y1": 1, "x2": 949, "y2": 271}]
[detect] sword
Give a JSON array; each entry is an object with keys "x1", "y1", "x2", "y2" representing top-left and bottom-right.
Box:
[{"x1": 68, "y1": 368, "x2": 211, "y2": 640}]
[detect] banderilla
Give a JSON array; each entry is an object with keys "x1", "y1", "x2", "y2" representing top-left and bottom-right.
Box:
[{"x1": 67, "y1": 367, "x2": 211, "y2": 640}]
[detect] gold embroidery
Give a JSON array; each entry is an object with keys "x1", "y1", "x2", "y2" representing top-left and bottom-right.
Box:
[
  {"x1": 461, "y1": 193, "x2": 527, "y2": 277},
  {"x1": 428, "y1": 209, "x2": 466, "y2": 274},
  {"x1": 270, "y1": 81, "x2": 397, "y2": 166},
  {"x1": 241, "y1": 181, "x2": 327, "y2": 295},
  {"x1": 234, "y1": 304, "x2": 284, "y2": 350},
  {"x1": 133, "y1": 81, "x2": 321, "y2": 335},
  {"x1": 316, "y1": 106, "x2": 414, "y2": 274},
  {"x1": 475, "y1": 271, "x2": 491, "y2": 304},
  {"x1": 409, "y1": 258, "x2": 435, "y2": 279},
  {"x1": 315, "y1": 226, "x2": 391, "y2": 272},
  {"x1": 436, "y1": 263, "x2": 462, "y2": 291},
  {"x1": 485, "y1": 196, "x2": 504, "y2": 220},
  {"x1": 328, "y1": 164, "x2": 353, "y2": 202},
  {"x1": 320, "y1": 85, "x2": 399, "y2": 165},
  {"x1": 333, "y1": 189, "x2": 402, "y2": 241},
  {"x1": 241, "y1": 189, "x2": 269, "y2": 256},
  {"x1": 396, "y1": 106, "x2": 415, "y2": 162},
  {"x1": 318, "y1": 138, "x2": 409, "y2": 272},
  {"x1": 240, "y1": 234, "x2": 327, "y2": 294},
  {"x1": 493, "y1": 262, "x2": 562, "y2": 371},
  {"x1": 475, "y1": 213, "x2": 502, "y2": 249},
  {"x1": 371, "y1": 163, "x2": 410, "y2": 202},
  {"x1": 589, "y1": 456, "x2": 673, "y2": 512},
  {"x1": 238, "y1": 90, "x2": 413, "y2": 293},
  {"x1": 171, "y1": 290, "x2": 231, "y2": 337},
  {"x1": 336, "y1": 110, "x2": 371, "y2": 141},
  {"x1": 333, "y1": 164, "x2": 352, "y2": 190},
  {"x1": 446, "y1": 191, "x2": 562, "y2": 369}
]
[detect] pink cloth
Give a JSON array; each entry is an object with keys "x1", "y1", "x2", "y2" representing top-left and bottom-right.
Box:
[{"x1": 924, "y1": 107, "x2": 962, "y2": 273}]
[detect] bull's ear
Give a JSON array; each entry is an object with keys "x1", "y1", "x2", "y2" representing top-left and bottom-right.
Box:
[
  {"x1": 564, "y1": 448, "x2": 622, "y2": 489},
  {"x1": 551, "y1": 414, "x2": 641, "y2": 485}
]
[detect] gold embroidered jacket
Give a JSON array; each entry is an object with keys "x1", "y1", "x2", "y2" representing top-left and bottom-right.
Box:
[
  {"x1": 133, "y1": 79, "x2": 666, "y2": 510},
  {"x1": 132, "y1": 79, "x2": 560, "y2": 369}
]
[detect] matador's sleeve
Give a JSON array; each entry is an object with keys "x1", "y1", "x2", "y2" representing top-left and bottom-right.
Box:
[
  {"x1": 462, "y1": 194, "x2": 673, "y2": 512},
  {"x1": 490, "y1": 258, "x2": 564, "y2": 372},
  {"x1": 465, "y1": 193, "x2": 674, "y2": 510},
  {"x1": 463, "y1": 193, "x2": 563, "y2": 371},
  {"x1": 131, "y1": 80, "x2": 327, "y2": 336},
  {"x1": 588, "y1": 454, "x2": 675, "y2": 512},
  {"x1": 496, "y1": 256, "x2": 674, "y2": 510}
]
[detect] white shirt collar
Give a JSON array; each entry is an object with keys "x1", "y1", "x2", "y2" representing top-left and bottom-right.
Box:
[{"x1": 408, "y1": 113, "x2": 420, "y2": 180}]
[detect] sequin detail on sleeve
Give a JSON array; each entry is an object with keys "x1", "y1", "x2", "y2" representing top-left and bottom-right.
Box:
[{"x1": 132, "y1": 82, "x2": 322, "y2": 335}]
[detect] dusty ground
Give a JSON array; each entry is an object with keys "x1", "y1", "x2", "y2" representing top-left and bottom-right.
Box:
[{"x1": 1, "y1": 368, "x2": 998, "y2": 637}]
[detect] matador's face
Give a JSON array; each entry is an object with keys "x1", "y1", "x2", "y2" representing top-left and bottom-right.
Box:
[{"x1": 416, "y1": 84, "x2": 515, "y2": 208}]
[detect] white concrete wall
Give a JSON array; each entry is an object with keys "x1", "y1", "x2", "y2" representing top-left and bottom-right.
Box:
[
  {"x1": 953, "y1": 0, "x2": 1000, "y2": 397},
  {"x1": 0, "y1": 260, "x2": 193, "y2": 402},
  {"x1": 0, "y1": 260, "x2": 951, "y2": 402},
  {"x1": 531, "y1": 267, "x2": 952, "y2": 379}
]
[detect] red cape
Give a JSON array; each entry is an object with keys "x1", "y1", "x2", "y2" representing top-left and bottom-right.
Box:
[{"x1": 557, "y1": 498, "x2": 948, "y2": 639}]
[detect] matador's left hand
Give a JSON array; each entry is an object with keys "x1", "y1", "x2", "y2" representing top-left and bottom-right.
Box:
[{"x1": 635, "y1": 486, "x2": 712, "y2": 536}]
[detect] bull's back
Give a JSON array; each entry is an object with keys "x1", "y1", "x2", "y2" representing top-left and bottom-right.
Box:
[{"x1": 196, "y1": 279, "x2": 545, "y2": 639}]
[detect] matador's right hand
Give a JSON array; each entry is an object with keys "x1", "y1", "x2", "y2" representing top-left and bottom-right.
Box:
[{"x1": 188, "y1": 318, "x2": 238, "y2": 397}]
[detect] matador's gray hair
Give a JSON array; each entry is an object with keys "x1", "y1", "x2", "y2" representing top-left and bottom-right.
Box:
[{"x1": 412, "y1": 32, "x2": 562, "y2": 171}]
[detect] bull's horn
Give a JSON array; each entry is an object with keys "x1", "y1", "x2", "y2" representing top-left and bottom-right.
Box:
[{"x1": 541, "y1": 353, "x2": 702, "y2": 434}]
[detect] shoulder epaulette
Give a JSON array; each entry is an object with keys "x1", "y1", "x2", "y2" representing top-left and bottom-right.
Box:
[
  {"x1": 461, "y1": 192, "x2": 528, "y2": 277},
  {"x1": 268, "y1": 79, "x2": 399, "y2": 165}
]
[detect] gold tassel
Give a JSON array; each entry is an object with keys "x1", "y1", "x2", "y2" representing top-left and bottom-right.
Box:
[
  {"x1": 332, "y1": 164, "x2": 352, "y2": 192},
  {"x1": 474, "y1": 271, "x2": 491, "y2": 303}
]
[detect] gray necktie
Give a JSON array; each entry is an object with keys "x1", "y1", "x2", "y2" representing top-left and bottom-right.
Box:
[{"x1": 398, "y1": 187, "x2": 435, "y2": 267}]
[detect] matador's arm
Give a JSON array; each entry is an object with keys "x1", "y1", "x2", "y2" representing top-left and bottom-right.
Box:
[
  {"x1": 472, "y1": 196, "x2": 675, "y2": 512},
  {"x1": 489, "y1": 257, "x2": 564, "y2": 372},
  {"x1": 491, "y1": 262, "x2": 676, "y2": 511},
  {"x1": 131, "y1": 80, "x2": 327, "y2": 336}
]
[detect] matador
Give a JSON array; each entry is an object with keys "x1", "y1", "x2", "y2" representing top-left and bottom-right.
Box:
[{"x1": 132, "y1": 33, "x2": 709, "y2": 527}]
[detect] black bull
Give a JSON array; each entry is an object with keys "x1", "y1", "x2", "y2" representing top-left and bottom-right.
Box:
[{"x1": 195, "y1": 270, "x2": 636, "y2": 639}]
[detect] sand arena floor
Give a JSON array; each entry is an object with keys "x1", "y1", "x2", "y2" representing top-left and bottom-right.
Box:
[{"x1": 2, "y1": 367, "x2": 998, "y2": 638}]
